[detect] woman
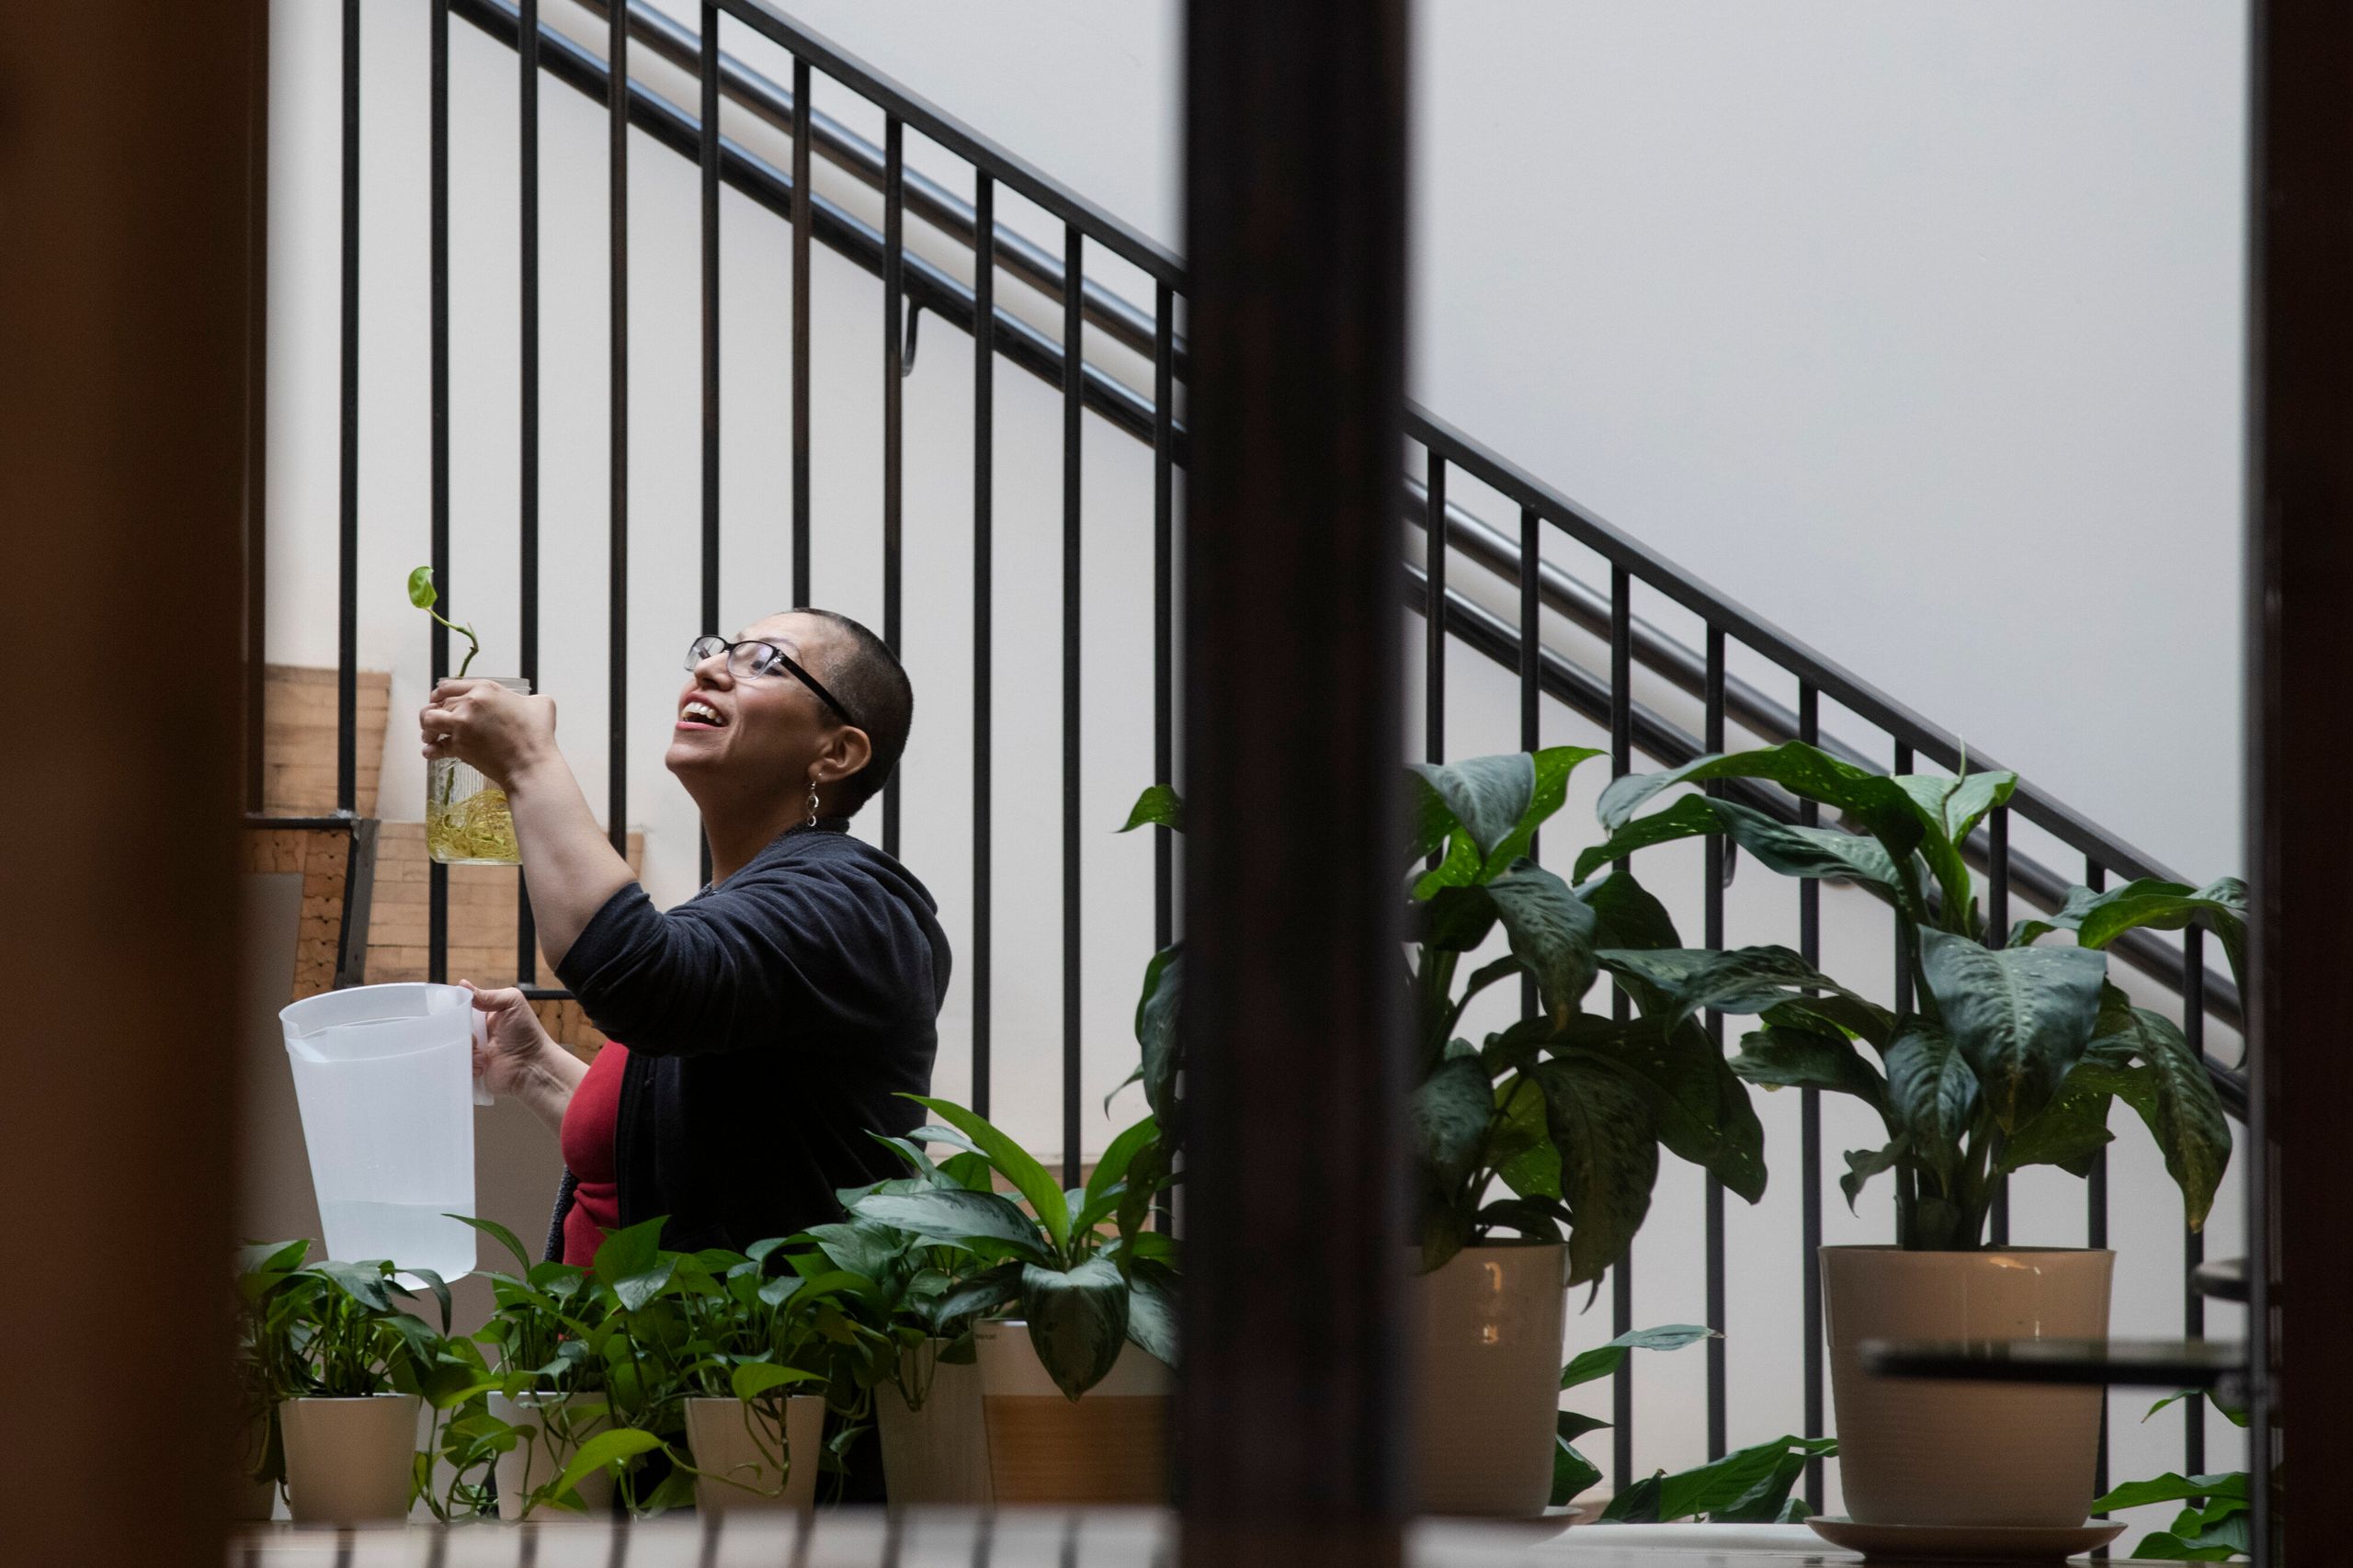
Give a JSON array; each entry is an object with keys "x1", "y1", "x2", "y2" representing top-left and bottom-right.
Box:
[{"x1": 419, "y1": 608, "x2": 949, "y2": 1267}]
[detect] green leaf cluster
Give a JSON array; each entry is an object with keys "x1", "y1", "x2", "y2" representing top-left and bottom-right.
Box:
[
  {"x1": 406, "y1": 565, "x2": 482, "y2": 678},
  {"x1": 1589, "y1": 741, "x2": 2237, "y2": 1250},
  {"x1": 846, "y1": 1095, "x2": 1179, "y2": 1402},
  {"x1": 1123, "y1": 749, "x2": 1768, "y2": 1287},
  {"x1": 1549, "y1": 1324, "x2": 1713, "y2": 1506}
]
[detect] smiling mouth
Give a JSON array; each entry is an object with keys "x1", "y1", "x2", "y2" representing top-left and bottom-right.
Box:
[{"x1": 678, "y1": 700, "x2": 728, "y2": 729}]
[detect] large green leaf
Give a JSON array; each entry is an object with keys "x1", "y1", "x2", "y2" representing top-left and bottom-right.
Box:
[
  {"x1": 1563, "y1": 1015, "x2": 1766, "y2": 1202},
  {"x1": 1598, "y1": 945, "x2": 1872, "y2": 1032},
  {"x1": 446, "y1": 1213, "x2": 533, "y2": 1276},
  {"x1": 1893, "y1": 770, "x2": 2016, "y2": 936},
  {"x1": 906, "y1": 1096, "x2": 1072, "y2": 1256},
  {"x1": 1580, "y1": 867, "x2": 1683, "y2": 951},
  {"x1": 1917, "y1": 929, "x2": 2106, "y2": 1131},
  {"x1": 1131, "y1": 948, "x2": 1183, "y2": 1124},
  {"x1": 1022, "y1": 1257, "x2": 1131, "y2": 1399},
  {"x1": 1579, "y1": 798, "x2": 1915, "y2": 912},
  {"x1": 1730, "y1": 1025, "x2": 1892, "y2": 1123},
  {"x1": 1571, "y1": 795, "x2": 1722, "y2": 884},
  {"x1": 2011, "y1": 877, "x2": 2248, "y2": 996},
  {"x1": 1483, "y1": 862, "x2": 1599, "y2": 1017},
  {"x1": 2092, "y1": 1471, "x2": 2249, "y2": 1511},
  {"x1": 1597, "y1": 744, "x2": 1926, "y2": 858},
  {"x1": 1124, "y1": 1259, "x2": 1179, "y2": 1368},
  {"x1": 1839, "y1": 1140, "x2": 1906, "y2": 1212},
  {"x1": 1995, "y1": 1071, "x2": 2115, "y2": 1180},
  {"x1": 1489, "y1": 1074, "x2": 1561, "y2": 1200},
  {"x1": 1085, "y1": 1115, "x2": 1162, "y2": 1221},
  {"x1": 730, "y1": 1362, "x2": 823, "y2": 1402},
  {"x1": 1422, "y1": 882, "x2": 1501, "y2": 952},
  {"x1": 1552, "y1": 1425, "x2": 1606, "y2": 1508},
  {"x1": 1413, "y1": 1054, "x2": 1496, "y2": 1192},
  {"x1": 1560, "y1": 1324, "x2": 1713, "y2": 1390},
  {"x1": 591, "y1": 1217, "x2": 675, "y2": 1312},
  {"x1": 850, "y1": 1189, "x2": 1051, "y2": 1264},
  {"x1": 549, "y1": 1427, "x2": 665, "y2": 1505},
  {"x1": 1882, "y1": 1017, "x2": 1977, "y2": 1189},
  {"x1": 1118, "y1": 786, "x2": 1185, "y2": 834},
  {"x1": 1531, "y1": 1059, "x2": 1661, "y2": 1287},
  {"x1": 1408, "y1": 747, "x2": 1600, "y2": 869},
  {"x1": 2086, "y1": 985, "x2": 2233, "y2": 1230}
]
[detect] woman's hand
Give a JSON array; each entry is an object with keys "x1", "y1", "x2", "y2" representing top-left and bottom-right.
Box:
[
  {"x1": 421, "y1": 679, "x2": 560, "y2": 792},
  {"x1": 462, "y1": 982, "x2": 587, "y2": 1136}
]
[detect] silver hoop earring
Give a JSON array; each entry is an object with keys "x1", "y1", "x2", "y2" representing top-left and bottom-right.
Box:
[{"x1": 806, "y1": 781, "x2": 820, "y2": 829}]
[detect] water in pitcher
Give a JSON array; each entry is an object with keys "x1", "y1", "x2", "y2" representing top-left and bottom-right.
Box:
[{"x1": 319, "y1": 1199, "x2": 475, "y2": 1281}]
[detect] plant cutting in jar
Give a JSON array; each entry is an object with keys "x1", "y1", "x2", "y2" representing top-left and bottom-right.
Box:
[
  {"x1": 1121, "y1": 747, "x2": 1768, "y2": 1285},
  {"x1": 407, "y1": 565, "x2": 522, "y2": 863},
  {"x1": 408, "y1": 565, "x2": 481, "y2": 677},
  {"x1": 1573, "y1": 741, "x2": 2237, "y2": 1247},
  {"x1": 847, "y1": 1096, "x2": 1178, "y2": 1400}
]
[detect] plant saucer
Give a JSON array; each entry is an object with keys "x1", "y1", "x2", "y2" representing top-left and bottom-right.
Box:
[{"x1": 1806, "y1": 1516, "x2": 2125, "y2": 1562}]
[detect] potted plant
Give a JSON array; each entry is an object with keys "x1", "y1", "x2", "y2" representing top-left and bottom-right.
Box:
[
  {"x1": 407, "y1": 564, "x2": 529, "y2": 865},
  {"x1": 252, "y1": 1255, "x2": 450, "y2": 1523},
  {"x1": 809, "y1": 1135, "x2": 1000, "y2": 1505},
  {"x1": 1580, "y1": 741, "x2": 2239, "y2": 1531},
  {"x1": 847, "y1": 1096, "x2": 1178, "y2": 1505},
  {"x1": 1122, "y1": 750, "x2": 1767, "y2": 1517}
]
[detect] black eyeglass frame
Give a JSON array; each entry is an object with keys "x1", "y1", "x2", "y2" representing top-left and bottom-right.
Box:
[{"x1": 686, "y1": 635, "x2": 860, "y2": 731}]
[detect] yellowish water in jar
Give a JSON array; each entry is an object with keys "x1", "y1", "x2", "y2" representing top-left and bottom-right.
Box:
[{"x1": 426, "y1": 782, "x2": 520, "y2": 864}]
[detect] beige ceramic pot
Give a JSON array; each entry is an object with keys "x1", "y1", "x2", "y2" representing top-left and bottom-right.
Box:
[
  {"x1": 281, "y1": 1392, "x2": 422, "y2": 1523},
  {"x1": 877, "y1": 1339, "x2": 994, "y2": 1505},
  {"x1": 683, "y1": 1394, "x2": 825, "y2": 1516},
  {"x1": 488, "y1": 1390, "x2": 613, "y2": 1520},
  {"x1": 1411, "y1": 1241, "x2": 1570, "y2": 1517},
  {"x1": 974, "y1": 1320, "x2": 1170, "y2": 1504},
  {"x1": 1823, "y1": 1245, "x2": 2114, "y2": 1528}
]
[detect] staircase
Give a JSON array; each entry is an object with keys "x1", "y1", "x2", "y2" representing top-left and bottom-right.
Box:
[{"x1": 258, "y1": 0, "x2": 2249, "y2": 1516}]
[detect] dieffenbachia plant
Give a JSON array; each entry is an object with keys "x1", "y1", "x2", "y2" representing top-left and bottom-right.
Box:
[
  {"x1": 1118, "y1": 747, "x2": 1768, "y2": 1287},
  {"x1": 1574, "y1": 741, "x2": 2237, "y2": 1252}
]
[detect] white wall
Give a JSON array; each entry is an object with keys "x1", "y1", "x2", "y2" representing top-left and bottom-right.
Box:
[{"x1": 264, "y1": 0, "x2": 2247, "y2": 1520}]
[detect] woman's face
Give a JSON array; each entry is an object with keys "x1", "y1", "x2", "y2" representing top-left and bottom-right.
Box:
[{"x1": 665, "y1": 611, "x2": 868, "y2": 808}]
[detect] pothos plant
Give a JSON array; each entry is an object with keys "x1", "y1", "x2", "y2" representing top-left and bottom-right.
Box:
[
  {"x1": 847, "y1": 1096, "x2": 1178, "y2": 1400},
  {"x1": 407, "y1": 565, "x2": 481, "y2": 676},
  {"x1": 1120, "y1": 748, "x2": 1768, "y2": 1286},
  {"x1": 1575, "y1": 741, "x2": 2238, "y2": 1250}
]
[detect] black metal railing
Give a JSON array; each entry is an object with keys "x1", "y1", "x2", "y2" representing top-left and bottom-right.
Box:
[{"x1": 291, "y1": 0, "x2": 2255, "y2": 1518}]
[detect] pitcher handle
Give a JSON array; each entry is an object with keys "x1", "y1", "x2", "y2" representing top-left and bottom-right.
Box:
[{"x1": 471, "y1": 1007, "x2": 494, "y2": 1108}]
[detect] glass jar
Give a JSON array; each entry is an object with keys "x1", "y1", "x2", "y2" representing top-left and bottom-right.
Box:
[{"x1": 426, "y1": 676, "x2": 529, "y2": 866}]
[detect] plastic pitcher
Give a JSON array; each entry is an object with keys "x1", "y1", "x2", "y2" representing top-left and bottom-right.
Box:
[{"x1": 279, "y1": 983, "x2": 491, "y2": 1281}]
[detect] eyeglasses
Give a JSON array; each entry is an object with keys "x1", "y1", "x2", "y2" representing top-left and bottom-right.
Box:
[{"x1": 685, "y1": 635, "x2": 859, "y2": 730}]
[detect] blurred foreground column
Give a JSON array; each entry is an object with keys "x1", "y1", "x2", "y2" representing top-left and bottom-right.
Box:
[
  {"x1": 2247, "y1": 4, "x2": 2353, "y2": 1563},
  {"x1": 0, "y1": 4, "x2": 257, "y2": 1564},
  {"x1": 1180, "y1": 2, "x2": 1410, "y2": 1565}
]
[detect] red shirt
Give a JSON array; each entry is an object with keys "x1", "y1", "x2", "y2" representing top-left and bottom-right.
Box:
[{"x1": 560, "y1": 1043, "x2": 629, "y2": 1267}]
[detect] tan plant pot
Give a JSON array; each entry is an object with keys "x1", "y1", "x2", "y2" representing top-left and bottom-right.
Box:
[
  {"x1": 1823, "y1": 1245, "x2": 2113, "y2": 1528},
  {"x1": 877, "y1": 1338, "x2": 994, "y2": 1506},
  {"x1": 281, "y1": 1393, "x2": 422, "y2": 1523},
  {"x1": 974, "y1": 1320, "x2": 1170, "y2": 1505},
  {"x1": 489, "y1": 1390, "x2": 613, "y2": 1520},
  {"x1": 683, "y1": 1394, "x2": 824, "y2": 1517},
  {"x1": 1411, "y1": 1241, "x2": 1569, "y2": 1517}
]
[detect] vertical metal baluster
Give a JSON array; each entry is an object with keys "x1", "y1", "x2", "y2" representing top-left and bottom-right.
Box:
[
  {"x1": 606, "y1": 0, "x2": 628, "y2": 856},
  {"x1": 882, "y1": 118, "x2": 904, "y2": 855},
  {"x1": 1703, "y1": 625, "x2": 1726, "y2": 1460},
  {"x1": 1519, "y1": 506, "x2": 1539, "y2": 1019},
  {"x1": 790, "y1": 57, "x2": 811, "y2": 607},
  {"x1": 699, "y1": 1, "x2": 720, "y2": 889},
  {"x1": 972, "y1": 173, "x2": 994, "y2": 1119},
  {"x1": 337, "y1": 0, "x2": 359, "y2": 817},
  {"x1": 2182, "y1": 924, "x2": 2208, "y2": 1477},
  {"x1": 1062, "y1": 223, "x2": 1083, "y2": 1187},
  {"x1": 428, "y1": 0, "x2": 449, "y2": 987},
  {"x1": 1425, "y1": 452, "x2": 1446, "y2": 764},
  {"x1": 1987, "y1": 806, "x2": 2011, "y2": 1246},
  {"x1": 1608, "y1": 562, "x2": 1633, "y2": 1486},
  {"x1": 2086, "y1": 857, "x2": 2110, "y2": 1532},
  {"x1": 1893, "y1": 741, "x2": 1914, "y2": 1244},
  {"x1": 1798, "y1": 683, "x2": 1824, "y2": 1507},
  {"x1": 1155, "y1": 288, "x2": 1176, "y2": 950},
  {"x1": 517, "y1": 0, "x2": 540, "y2": 984}
]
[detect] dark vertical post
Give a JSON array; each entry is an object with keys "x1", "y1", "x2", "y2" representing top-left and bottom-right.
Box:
[
  {"x1": 517, "y1": 0, "x2": 540, "y2": 983},
  {"x1": 1798, "y1": 682, "x2": 1824, "y2": 1507},
  {"x1": 2085, "y1": 855, "x2": 2109, "y2": 1519},
  {"x1": 337, "y1": 0, "x2": 360, "y2": 816},
  {"x1": 428, "y1": 0, "x2": 449, "y2": 987},
  {"x1": 882, "y1": 119, "x2": 904, "y2": 856},
  {"x1": 971, "y1": 172, "x2": 994, "y2": 1119},
  {"x1": 1518, "y1": 506, "x2": 1540, "y2": 1018},
  {"x1": 1702, "y1": 624, "x2": 1726, "y2": 1460},
  {"x1": 1608, "y1": 562, "x2": 1633, "y2": 1487},
  {"x1": 1424, "y1": 452, "x2": 1446, "y2": 762},
  {"x1": 1893, "y1": 740, "x2": 1915, "y2": 1244},
  {"x1": 1180, "y1": 0, "x2": 1408, "y2": 1560},
  {"x1": 1987, "y1": 805, "x2": 2010, "y2": 1246},
  {"x1": 242, "y1": 0, "x2": 269, "y2": 818},
  {"x1": 699, "y1": 1, "x2": 721, "y2": 889},
  {"x1": 1062, "y1": 222, "x2": 1084, "y2": 1187},
  {"x1": 2181, "y1": 925, "x2": 2207, "y2": 1477},
  {"x1": 606, "y1": 0, "x2": 628, "y2": 855},
  {"x1": 2245, "y1": 12, "x2": 2353, "y2": 1560},
  {"x1": 790, "y1": 56, "x2": 811, "y2": 606},
  {"x1": 1155, "y1": 287, "x2": 1176, "y2": 951}
]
